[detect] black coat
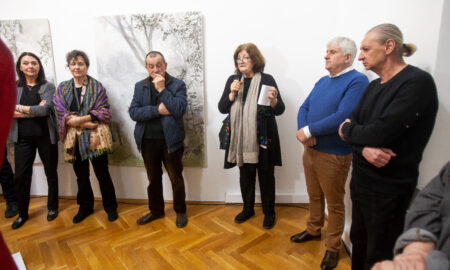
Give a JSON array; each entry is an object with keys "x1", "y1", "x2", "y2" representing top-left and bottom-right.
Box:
[{"x1": 218, "y1": 73, "x2": 285, "y2": 169}]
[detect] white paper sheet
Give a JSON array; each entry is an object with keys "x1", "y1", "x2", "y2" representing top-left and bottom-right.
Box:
[{"x1": 258, "y1": 84, "x2": 273, "y2": 106}]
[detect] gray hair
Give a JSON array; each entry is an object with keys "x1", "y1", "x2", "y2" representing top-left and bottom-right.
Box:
[
  {"x1": 327, "y1": 37, "x2": 357, "y2": 65},
  {"x1": 369, "y1": 23, "x2": 417, "y2": 57},
  {"x1": 144, "y1": 51, "x2": 166, "y2": 65}
]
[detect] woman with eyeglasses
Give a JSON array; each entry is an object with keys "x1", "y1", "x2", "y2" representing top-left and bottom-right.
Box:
[
  {"x1": 10, "y1": 52, "x2": 59, "y2": 229},
  {"x1": 218, "y1": 43, "x2": 285, "y2": 229},
  {"x1": 54, "y1": 50, "x2": 118, "y2": 224}
]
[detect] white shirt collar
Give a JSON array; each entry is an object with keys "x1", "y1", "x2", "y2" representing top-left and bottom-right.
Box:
[{"x1": 330, "y1": 66, "x2": 354, "y2": 78}]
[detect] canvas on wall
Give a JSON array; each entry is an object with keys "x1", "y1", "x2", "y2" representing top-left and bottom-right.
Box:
[
  {"x1": 0, "y1": 18, "x2": 60, "y2": 164},
  {"x1": 94, "y1": 11, "x2": 205, "y2": 167},
  {"x1": 0, "y1": 19, "x2": 56, "y2": 84}
]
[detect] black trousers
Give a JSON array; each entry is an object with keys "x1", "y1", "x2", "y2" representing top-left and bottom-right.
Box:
[
  {"x1": 0, "y1": 149, "x2": 16, "y2": 204},
  {"x1": 239, "y1": 163, "x2": 275, "y2": 216},
  {"x1": 141, "y1": 139, "x2": 186, "y2": 216},
  {"x1": 72, "y1": 146, "x2": 117, "y2": 213},
  {"x1": 14, "y1": 136, "x2": 58, "y2": 218},
  {"x1": 350, "y1": 183, "x2": 413, "y2": 270}
]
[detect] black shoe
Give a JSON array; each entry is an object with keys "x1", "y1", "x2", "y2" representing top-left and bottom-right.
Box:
[
  {"x1": 136, "y1": 212, "x2": 164, "y2": 225},
  {"x1": 176, "y1": 213, "x2": 188, "y2": 228},
  {"x1": 12, "y1": 216, "x2": 27, "y2": 229},
  {"x1": 290, "y1": 230, "x2": 321, "y2": 243},
  {"x1": 73, "y1": 209, "x2": 94, "y2": 224},
  {"x1": 5, "y1": 202, "x2": 19, "y2": 218},
  {"x1": 234, "y1": 210, "x2": 255, "y2": 223},
  {"x1": 47, "y1": 209, "x2": 58, "y2": 221},
  {"x1": 320, "y1": 250, "x2": 339, "y2": 269},
  {"x1": 263, "y1": 214, "x2": 276, "y2": 229},
  {"x1": 107, "y1": 209, "x2": 118, "y2": 222}
]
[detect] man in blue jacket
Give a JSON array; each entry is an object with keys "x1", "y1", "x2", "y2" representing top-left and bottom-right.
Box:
[
  {"x1": 291, "y1": 37, "x2": 368, "y2": 270},
  {"x1": 129, "y1": 51, "x2": 188, "y2": 228}
]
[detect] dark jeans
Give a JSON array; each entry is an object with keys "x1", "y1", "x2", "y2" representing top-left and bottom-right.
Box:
[
  {"x1": 239, "y1": 163, "x2": 275, "y2": 216},
  {"x1": 72, "y1": 146, "x2": 117, "y2": 213},
  {"x1": 350, "y1": 182, "x2": 413, "y2": 270},
  {"x1": 14, "y1": 136, "x2": 58, "y2": 218},
  {"x1": 141, "y1": 139, "x2": 186, "y2": 216},
  {"x1": 0, "y1": 149, "x2": 16, "y2": 204}
]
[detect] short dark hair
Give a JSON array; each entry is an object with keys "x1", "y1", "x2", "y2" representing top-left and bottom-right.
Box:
[
  {"x1": 233, "y1": 43, "x2": 265, "y2": 73},
  {"x1": 145, "y1": 51, "x2": 166, "y2": 65},
  {"x1": 16, "y1": 52, "x2": 47, "y2": 87},
  {"x1": 66, "y1": 50, "x2": 90, "y2": 67}
]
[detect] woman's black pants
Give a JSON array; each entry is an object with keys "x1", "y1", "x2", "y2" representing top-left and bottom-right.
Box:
[{"x1": 14, "y1": 136, "x2": 58, "y2": 218}]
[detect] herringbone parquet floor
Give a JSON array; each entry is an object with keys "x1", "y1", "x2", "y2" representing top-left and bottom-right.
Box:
[{"x1": 0, "y1": 198, "x2": 351, "y2": 269}]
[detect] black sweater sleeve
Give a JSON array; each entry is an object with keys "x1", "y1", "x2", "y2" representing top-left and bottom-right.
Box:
[
  {"x1": 218, "y1": 75, "x2": 235, "y2": 114},
  {"x1": 342, "y1": 72, "x2": 437, "y2": 147}
]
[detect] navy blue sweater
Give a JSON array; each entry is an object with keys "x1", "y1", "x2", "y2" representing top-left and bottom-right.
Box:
[{"x1": 298, "y1": 69, "x2": 368, "y2": 155}]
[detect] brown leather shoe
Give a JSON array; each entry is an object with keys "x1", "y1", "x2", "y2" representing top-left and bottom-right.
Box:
[
  {"x1": 320, "y1": 250, "x2": 338, "y2": 269},
  {"x1": 290, "y1": 230, "x2": 321, "y2": 243}
]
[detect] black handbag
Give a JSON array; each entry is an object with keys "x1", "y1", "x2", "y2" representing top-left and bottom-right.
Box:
[{"x1": 219, "y1": 114, "x2": 230, "y2": 150}]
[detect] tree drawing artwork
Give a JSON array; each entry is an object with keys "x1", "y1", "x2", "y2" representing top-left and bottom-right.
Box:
[
  {"x1": 0, "y1": 20, "x2": 23, "y2": 57},
  {"x1": 99, "y1": 12, "x2": 205, "y2": 166},
  {"x1": 0, "y1": 20, "x2": 54, "y2": 66}
]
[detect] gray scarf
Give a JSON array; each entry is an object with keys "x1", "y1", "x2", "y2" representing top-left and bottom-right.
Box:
[{"x1": 228, "y1": 72, "x2": 261, "y2": 166}]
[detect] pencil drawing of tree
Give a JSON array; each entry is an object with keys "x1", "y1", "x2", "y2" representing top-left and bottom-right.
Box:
[
  {"x1": 37, "y1": 33, "x2": 53, "y2": 65},
  {"x1": 0, "y1": 20, "x2": 23, "y2": 57}
]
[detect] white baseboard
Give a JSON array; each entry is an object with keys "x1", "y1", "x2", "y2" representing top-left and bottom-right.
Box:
[{"x1": 225, "y1": 193, "x2": 309, "y2": 204}]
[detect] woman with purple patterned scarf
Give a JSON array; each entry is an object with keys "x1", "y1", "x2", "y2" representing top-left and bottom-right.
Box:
[{"x1": 54, "y1": 50, "x2": 118, "y2": 224}]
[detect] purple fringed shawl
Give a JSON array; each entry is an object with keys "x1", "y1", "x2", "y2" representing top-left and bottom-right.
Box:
[{"x1": 53, "y1": 76, "x2": 112, "y2": 161}]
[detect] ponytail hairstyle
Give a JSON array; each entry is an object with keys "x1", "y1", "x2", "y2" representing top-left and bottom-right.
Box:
[{"x1": 369, "y1": 23, "x2": 417, "y2": 58}]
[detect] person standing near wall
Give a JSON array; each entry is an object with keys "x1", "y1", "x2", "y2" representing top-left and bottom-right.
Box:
[
  {"x1": 54, "y1": 50, "x2": 118, "y2": 224},
  {"x1": 218, "y1": 43, "x2": 285, "y2": 229},
  {"x1": 10, "y1": 52, "x2": 60, "y2": 229},
  {"x1": 292, "y1": 37, "x2": 368, "y2": 270},
  {"x1": 129, "y1": 51, "x2": 188, "y2": 228},
  {"x1": 338, "y1": 23, "x2": 439, "y2": 270}
]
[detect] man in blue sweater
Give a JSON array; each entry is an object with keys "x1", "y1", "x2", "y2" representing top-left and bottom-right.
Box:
[
  {"x1": 129, "y1": 51, "x2": 188, "y2": 228},
  {"x1": 291, "y1": 37, "x2": 369, "y2": 270}
]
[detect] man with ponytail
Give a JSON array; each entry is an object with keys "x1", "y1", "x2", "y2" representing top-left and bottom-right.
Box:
[{"x1": 338, "y1": 23, "x2": 438, "y2": 270}]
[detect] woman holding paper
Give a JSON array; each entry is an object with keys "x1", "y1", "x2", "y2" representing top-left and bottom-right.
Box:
[{"x1": 218, "y1": 43, "x2": 285, "y2": 229}]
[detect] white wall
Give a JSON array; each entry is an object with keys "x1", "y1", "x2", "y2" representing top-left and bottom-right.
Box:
[
  {"x1": 418, "y1": 0, "x2": 450, "y2": 189},
  {"x1": 1, "y1": 0, "x2": 448, "y2": 209}
]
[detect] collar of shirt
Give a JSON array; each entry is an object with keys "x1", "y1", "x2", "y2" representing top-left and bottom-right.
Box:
[{"x1": 330, "y1": 66, "x2": 354, "y2": 78}]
